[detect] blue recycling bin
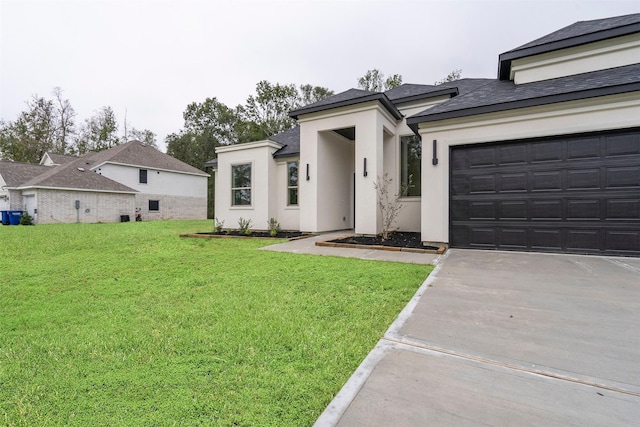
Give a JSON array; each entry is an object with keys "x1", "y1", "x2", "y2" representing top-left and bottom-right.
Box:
[
  {"x1": 1, "y1": 210, "x2": 8, "y2": 225},
  {"x1": 9, "y1": 210, "x2": 23, "y2": 225}
]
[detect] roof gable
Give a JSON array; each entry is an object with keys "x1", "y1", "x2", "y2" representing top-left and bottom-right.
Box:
[
  {"x1": 407, "y1": 63, "x2": 640, "y2": 129},
  {"x1": 19, "y1": 156, "x2": 137, "y2": 193},
  {"x1": 289, "y1": 88, "x2": 403, "y2": 120},
  {"x1": 87, "y1": 140, "x2": 209, "y2": 176},
  {"x1": 498, "y1": 13, "x2": 640, "y2": 80}
]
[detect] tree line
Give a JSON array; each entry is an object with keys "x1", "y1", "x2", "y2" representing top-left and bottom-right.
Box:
[{"x1": 0, "y1": 88, "x2": 156, "y2": 163}]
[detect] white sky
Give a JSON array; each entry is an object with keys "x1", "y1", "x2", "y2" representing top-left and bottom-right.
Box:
[{"x1": 1, "y1": 0, "x2": 638, "y2": 151}]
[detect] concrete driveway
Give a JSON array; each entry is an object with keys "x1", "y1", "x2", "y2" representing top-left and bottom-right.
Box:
[{"x1": 316, "y1": 249, "x2": 640, "y2": 426}]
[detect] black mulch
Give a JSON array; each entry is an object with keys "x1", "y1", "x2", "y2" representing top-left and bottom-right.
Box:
[
  {"x1": 198, "y1": 230, "x2": 308, "y2": 239},
  {"x1": 330, "y1": 232, "x2": 440, "y2": 250}
]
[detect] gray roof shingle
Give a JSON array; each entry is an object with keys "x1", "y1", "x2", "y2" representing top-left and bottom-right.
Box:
[
  {"x1": 271, "y1": 126, "x2": 300, "y2": 158},
  {"x1": 407, "y1": 63, "x2": 640, "y2": 128},
  {"x1": 499, "y1": 13, "x2": 640, "y2": 79},
  {"x1": 43, "y1": 152, "x2": 78, "y2": 165},
  {"x1": 0, "y1": 161, "x2": 51, "y2": 187},
  {"x1": 19, "y1": 156, "x2": 137, "y2": 193}
]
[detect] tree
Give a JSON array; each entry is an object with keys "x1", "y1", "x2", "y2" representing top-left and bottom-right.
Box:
[
  {"x1": 52, "y1": 87, "x2": 76, "y2": 154},
  {"x1": 357, "y1": 69, "x2": 403, "y2": 92},
  {"x1": 74, "y1": 106, "x2": 119, "y2": 154},
  {"x1": 129, "y1": 128, "x2": 158, "y2": 147},
  {"x1": 241, "y1": 81, "x2": 300, "y2": 140},
  {"x1": 299, "y1": 84, "x2": 334, "y2": 106},
  {"x1": 0, "y1": 95, "x2": 58, "y2": 163},
  {"x1": 435, "y1": 69, "x2": 462, "y2": 85}
]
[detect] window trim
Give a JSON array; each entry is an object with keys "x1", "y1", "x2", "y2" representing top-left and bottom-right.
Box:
[
  {"x1": 139, "y1": 169, "x2": 148, "y2": 184},
  {"x1": 400, "y1": 134, "x2": 422, "y2": 198},
  {"x1": 149, "y1": 199, "x2": 159, "y2": 211},
  {"x1": 231, "y1": 162, "x2": 253, "y2": 207},
  {"x1": 287, "y1": 161, "x2": 299, "y2": 206}
]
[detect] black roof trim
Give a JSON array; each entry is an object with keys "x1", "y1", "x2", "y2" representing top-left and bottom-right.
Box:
[
  {"x1": 204, "y1": 158, "x2": 218, "y2": 168},
  {"x1": 289, "y1": 92, "x2": 403, "y2": 120},
  {"x1": 407, "y1": 82, "x2": 640, "y2": 131},
  {"x1": 498, "y1": 21, "x2": 640, "y2": 80},
  {"x1": 390, "y1": 87, "x2": 459, "y2": 105}
]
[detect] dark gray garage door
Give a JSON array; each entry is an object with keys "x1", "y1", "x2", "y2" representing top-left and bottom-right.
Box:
[{"x1": 450, "y1": 129, "x2": 640, "y2": 256}]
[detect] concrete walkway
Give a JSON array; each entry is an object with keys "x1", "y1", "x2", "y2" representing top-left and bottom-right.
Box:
[
  {"x1": 260, "y1": 231, "x2": 441, "y2": 265},
  {"x1": 314, "y1": 249, "x2": 640, "y2": 426}
]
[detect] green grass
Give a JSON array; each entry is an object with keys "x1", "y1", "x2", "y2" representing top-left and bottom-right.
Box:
[{"x1": 0, "y1": 221, "x2": 432, "y2": 426}]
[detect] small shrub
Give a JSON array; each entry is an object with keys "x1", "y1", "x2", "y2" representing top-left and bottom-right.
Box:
[
  {"x1": 238, "y1": 217, "x2": 252, "y2": 236},
  {"x1": 267, "y1": 218, "x2": 281, "y2": 237},
  {"x1": 374, "y1": 173, "x2": 410, "y2": 241},
  {"x1": 214, "y1": 217, "x2": 224, "y2": 233},
  {"x1": 20, "y1": 212, "x2": 34, "y2": 226}
]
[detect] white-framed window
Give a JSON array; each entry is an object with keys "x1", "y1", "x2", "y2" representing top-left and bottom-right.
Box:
[
  {"x1": 287, "y1": 161, "x2": 298, "y2": 206},
  {"x1": 231, "y1": 163, "x2": 252, "y2": 206},
  {"x1": 400, "y1": 135, "x2": 421, "y2": 197}
]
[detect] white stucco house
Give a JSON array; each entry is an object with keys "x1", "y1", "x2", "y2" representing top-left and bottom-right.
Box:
[
  {"x1": 212, "y1": 13, "x2": 640, "y2": 256},
  {"x1": 0, "y1": 140, "x2": 209, "y2": 224}
]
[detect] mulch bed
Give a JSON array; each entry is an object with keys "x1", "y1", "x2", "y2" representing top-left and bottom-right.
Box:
[
  {"x1": 329, "y1": 232, "x2": 440, "y2": 251},
  {"x1": 187, "y1": 230, "x2": 309, "y2": 239}
]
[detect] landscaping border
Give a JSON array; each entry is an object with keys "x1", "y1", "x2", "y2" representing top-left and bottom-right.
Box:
[{"x1": 316, "y1": 240, "x2": 446, "y2": 255}]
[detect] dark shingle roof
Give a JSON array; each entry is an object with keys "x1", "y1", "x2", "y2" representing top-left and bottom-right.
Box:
[
  {"x1": 87, "y1": 140, "x2": 209, "y2": 176},
  {"x1": 204, "y1": 158, "x2": 218, "y2": 168},
  {"x1": 271, "y1": 126, "x2": 300, "y2": 158},
  {"x1": 19, "y1": 156, "x2": 137, "y2": 193},
  {"x1": 0, "y1": 161, "x2": 50, "y2": 187},
  {"x1": 407, "y1": 64, "x2": 640, "y2": 129},
  {"x1": 289, "y1": 89, "x2": 403, "y2": 120},
  {"x1": 499, "y1": 13, "x2": 640, "y2": 80}
]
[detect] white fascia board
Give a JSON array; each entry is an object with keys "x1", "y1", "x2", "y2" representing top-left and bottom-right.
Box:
[
  {"x1": 91, "y1": 161, "x2": 210, "y2": 177},
  {"x1": 215, "y1": 140, "x2": 283, "y2": 154},
  {"x1": 417, "y1": 92, "x2": 640, "y2": 142},
  {"x1": 295, "y1": 101, "x2": 400, "y2": 125}
]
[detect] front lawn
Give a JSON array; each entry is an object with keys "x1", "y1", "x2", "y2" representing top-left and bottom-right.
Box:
[{"x1": 0, "y1": 221, "x2": 431, "y2": 426}]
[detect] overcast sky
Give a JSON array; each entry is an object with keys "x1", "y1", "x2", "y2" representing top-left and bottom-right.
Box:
[{"x1": 1, "y1": 0, "x2": 638, "y2": 151}]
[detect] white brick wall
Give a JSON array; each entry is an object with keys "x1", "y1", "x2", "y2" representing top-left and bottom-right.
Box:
[
  {"x1": 135, "y1": 193, "x2": 207, "y2": 221},
  {"x1": 35, "y1": 189, "x2": 135, "y2": 224}
]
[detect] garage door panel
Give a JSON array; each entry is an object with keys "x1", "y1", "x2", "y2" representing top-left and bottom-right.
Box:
[
  {"x1": 499, "y1": 173, "x2": 528, "y2": 192},
  {"x1": 500, "y1": 201, "x2": 527, "y2": 219},
  {"x1": 606, "y1": 199, "x2": 639, "y2": 219},
  {"x1": 567, "y1": 199, "x2": 600, "y2": 219},
  {"x1": 532, "y1": 141, "x2": 562, "y2": 162},
  {"x1": 567, "y1": 137, "x2": 600, "y2": 159},
  {"x1": 567, "y1": 169, "x2": 600, "y2": 189},
  {"x1": 532, "y1": 171, "x2": 562, "y2": 191},
  {"x1": 605, "y1": 133, "x2": 640, "y2": 156},
  {"x1": 566, "y1": 229, "x2": 601, "y2": 251},
  {"x1": 499, "y1": 144, "x2": 528, "y2": 165},
  {"x1": 450, "y1": 128, "x2": 640, "y2": 256},
  {"x1": 606, "y1": 166, "x2": 640, "y2": 188}
]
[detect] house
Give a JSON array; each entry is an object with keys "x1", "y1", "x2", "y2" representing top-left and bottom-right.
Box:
[
  {"x1": 0, "y1": 140, "x2": 209, "y2": 224},
  {"x1": 212, "y1": 13, "x2": 640, "y2": 256}
]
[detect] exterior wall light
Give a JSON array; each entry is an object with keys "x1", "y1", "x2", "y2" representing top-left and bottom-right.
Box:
[
  {"x1": 363, "y1": 158, "x2": 368, "y2": 177},
  {"x1": 432, "y1": 140, "x2": 438, "y2": 166},
  {"x1": 306, "y1": 163, "x2": 310, "y2": 181}
]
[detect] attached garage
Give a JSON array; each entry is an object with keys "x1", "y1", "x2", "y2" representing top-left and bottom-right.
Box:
[{"x1": 450, "y1": 129, "x2": 640, "y2": 256}]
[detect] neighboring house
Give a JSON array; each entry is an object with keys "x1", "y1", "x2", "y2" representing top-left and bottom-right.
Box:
[
  {"x1": 0, "y1": 140, "x2": 209, "y2": 224},
  {"x1": 215, "y1": 13, "x2": 640, "y2": 256}
]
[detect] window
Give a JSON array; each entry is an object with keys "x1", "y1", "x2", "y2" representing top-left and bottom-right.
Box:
[
  {"x1": 287, "y1": 161, "x2": 298, "y2": 206},
  {"x1": 400, "y1": 135, "x2": 421, "y2": 197},
  {"x1": 231, "y1": 163, "x2": 251, "y2": 206},
  {"x1": 149, "y1": 200, "x2": 159, "y2": 211},
  {"x1": 139, "y1": 169, "x2": 148, "y2": 184}
]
